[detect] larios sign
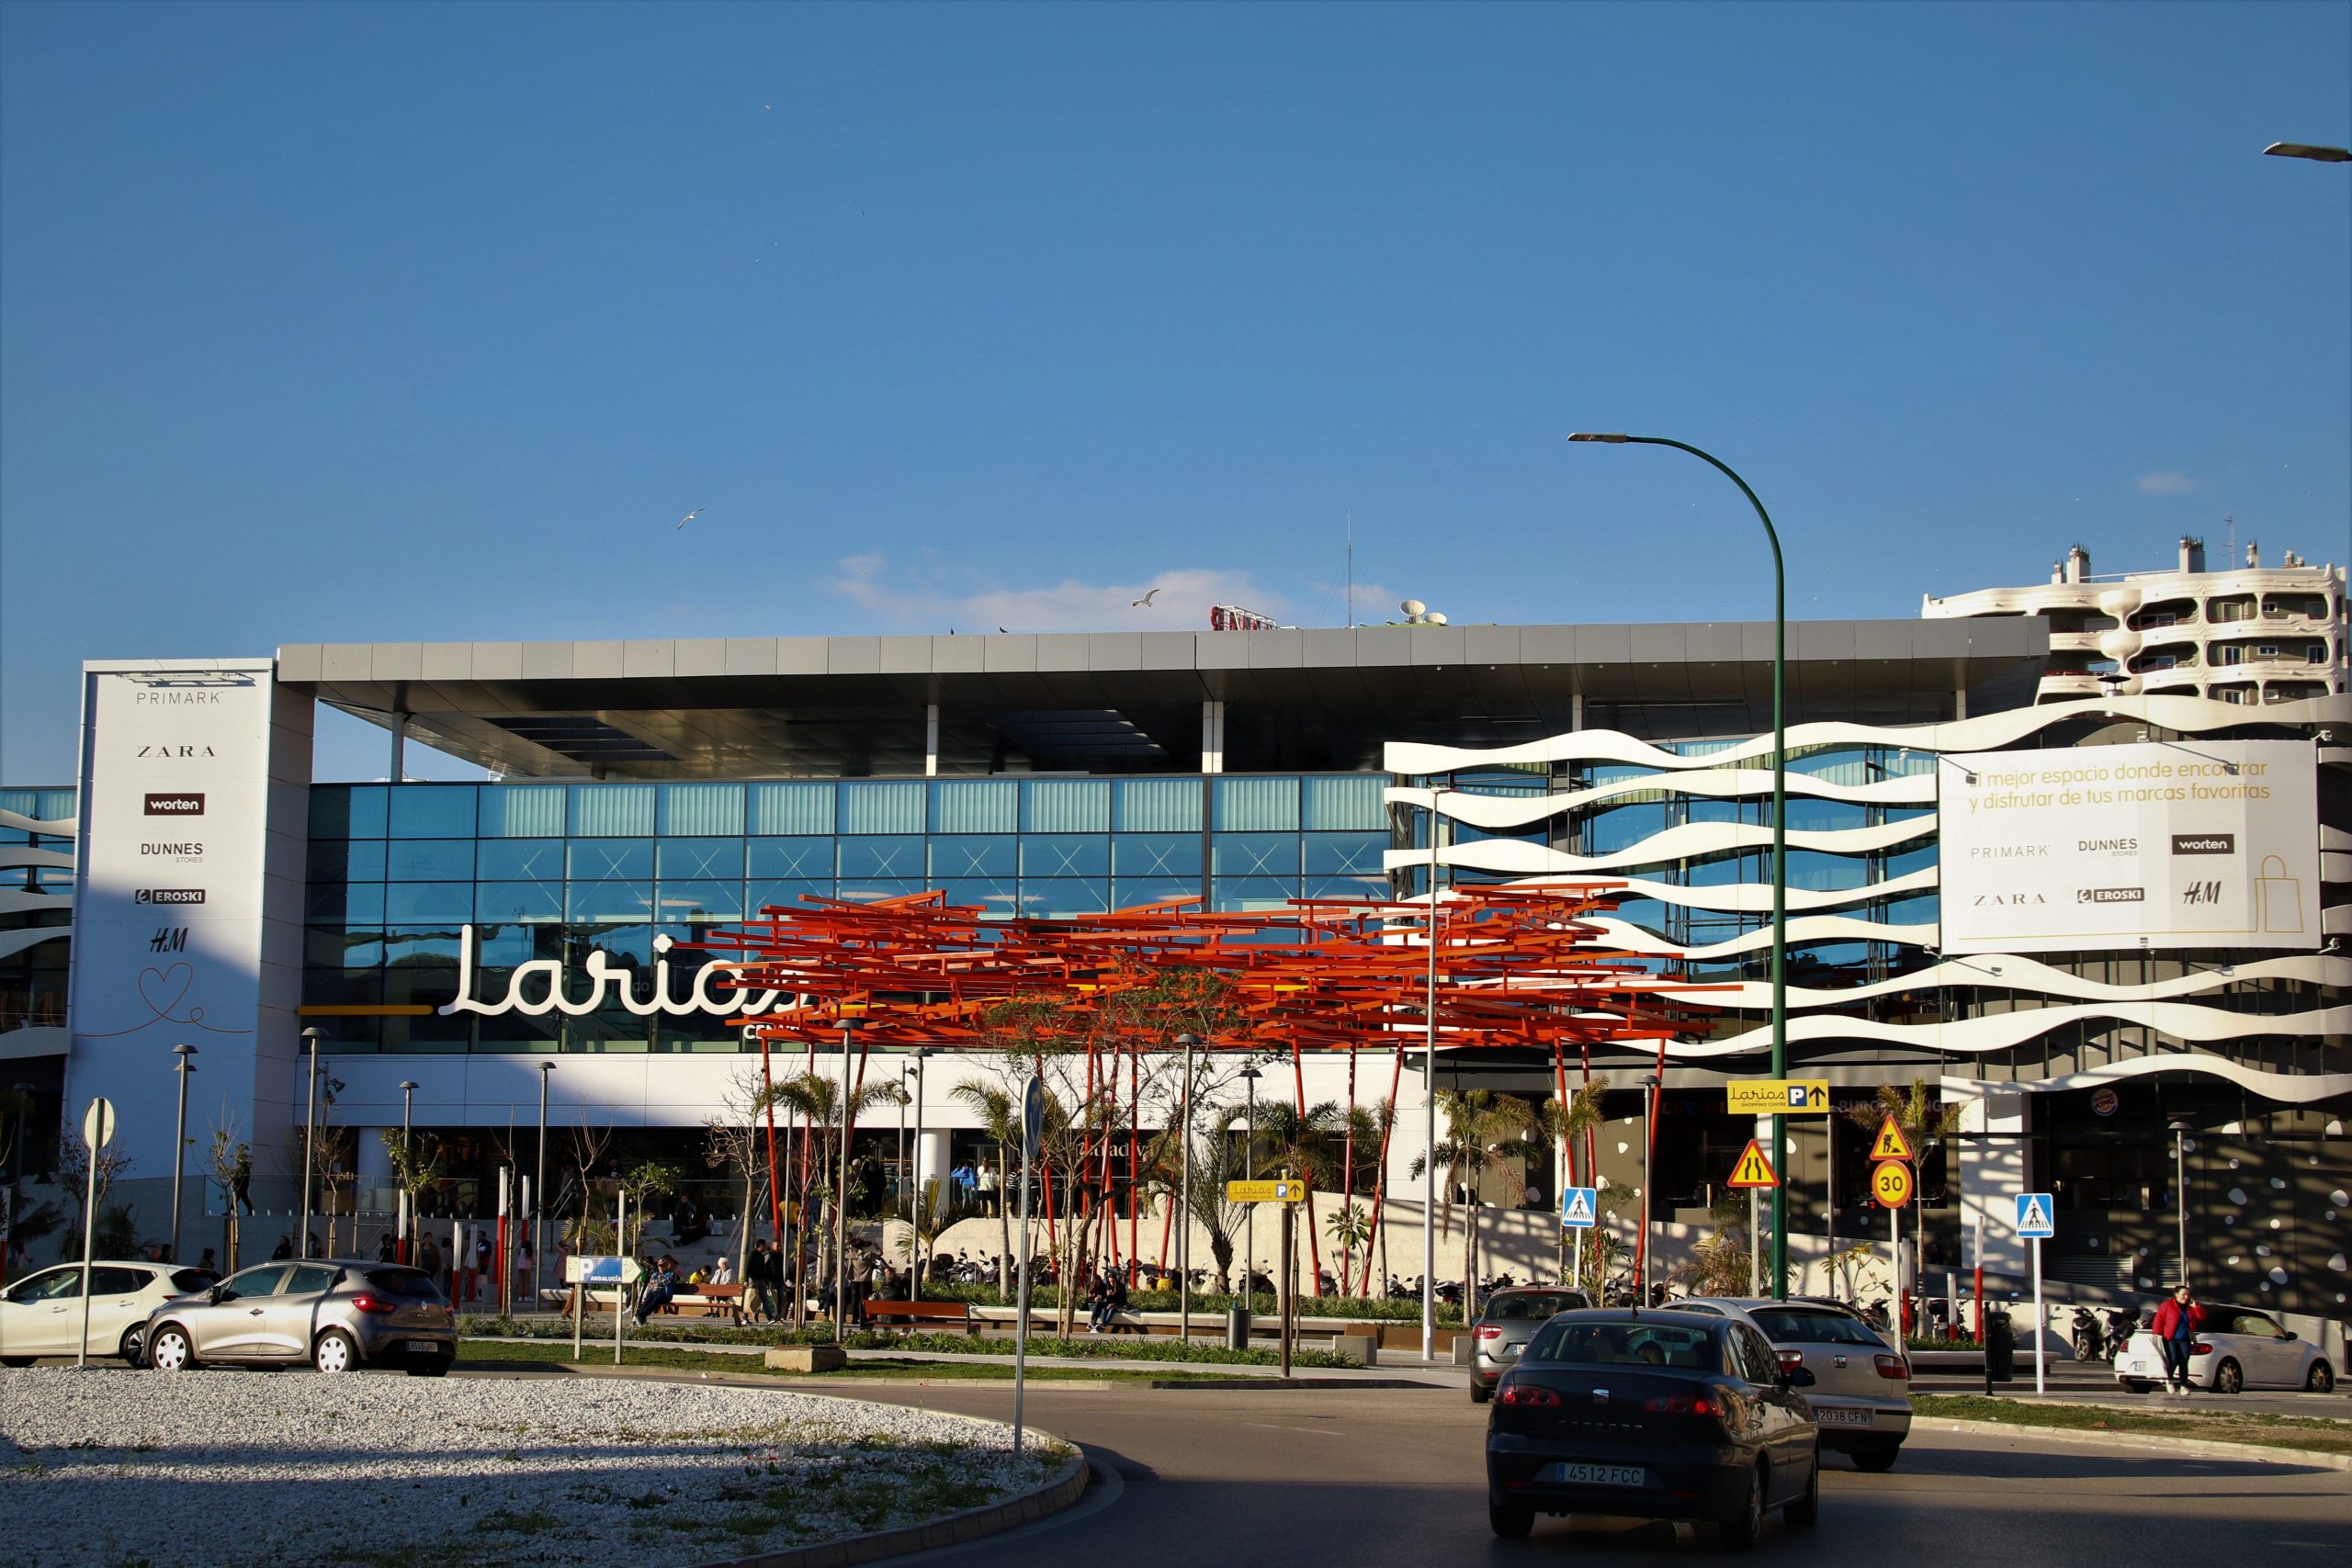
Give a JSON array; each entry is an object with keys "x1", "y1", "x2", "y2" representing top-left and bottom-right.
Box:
[{"x1": 437, "y1": 925, "x2": 789, "y2": 1019}]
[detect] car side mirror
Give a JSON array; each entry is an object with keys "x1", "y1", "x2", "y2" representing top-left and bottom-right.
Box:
[
  {"x1": 1781, "y1": 1366, "x2": 1816, "y2": 1388},
  {"x1": 2284, "y1": 1329, "x2": 2298, "y2": 1341},
  {"x1": 207, "y1": 1286, "x2": 227, "y2": 1303}
]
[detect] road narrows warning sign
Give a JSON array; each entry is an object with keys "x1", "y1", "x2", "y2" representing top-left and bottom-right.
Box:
[
  {"x1": 1725, "y1": 1139, "x2": 1779, "y2": 1189},
  {"x1": 1869, "y1": 1115, "x2": 1915, "y2": 1163}
]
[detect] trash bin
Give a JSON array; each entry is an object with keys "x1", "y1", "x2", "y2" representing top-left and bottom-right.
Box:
[
  {"x1": 1984, "y1": 1308, "x2": 2016, "y2": 1385},
  {"x1": 1225, "y1": 1305, "x2": 1252, "y2": 1351}
]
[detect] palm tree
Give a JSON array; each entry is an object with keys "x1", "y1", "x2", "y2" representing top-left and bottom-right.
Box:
[
  {"x1": 1408, "y1": 1089, "x2": 1543, "y2": 1320},
  {"x1": 1541, "y1": 1081, "x2": 1609, "y2": 1284},
  {"x1": 950, "y1": 1080, "x2": 1020, "y2": 1289},
  {"x1": 1245, "y1": 1097, "x2": 1347, "y2": 1294},
  {"x1": 1844, "y1": 1078, "x2": 1965, "y2": 1304},
  {"x1": 772, "y1": 1071, "x2": 902, "y2": 1324}
]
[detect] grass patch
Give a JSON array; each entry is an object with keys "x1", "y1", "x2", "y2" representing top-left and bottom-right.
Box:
[
  {"x1": 458, "y1": 1338, "x2": 1237, "y2": 1383},
  {"x1": 462, "y1": 1317, "x2": 1352, "y2": 1368},
  {"x1": 1913, "y1": 1394, "x2": 2352, "y2": 1458}
]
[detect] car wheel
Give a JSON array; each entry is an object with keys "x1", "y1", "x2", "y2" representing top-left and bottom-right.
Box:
[
  {"x1": 313, "y1": 1329, "x2": 359, "y2": 1375},
  {"x1": 118, "y1": 1325, "x2": 146, "y2": 1367},
  {"x1": 2119, "y1": 1378, "x2": 2154, "y2": 1393},
  {"x1": 1471, "y1": 1380, "x2": 1492, "y2": 1404},
  {"x1": 2214, "y1": 1358, "x2": 2243, "y2": 1395},
  {"x1": 1488, "y1": 1499, "x2": 1534, "y2": 1539},
  {"x1": 1719, "y1": 1462, "x2": 1767, "y2": 1550},
  {"x1": 2, "y1": 1357, "x2": 35, "y2": 1369},
  {"x1": 148, "y1": 1325, "x2": 196, "y2": 1373},
  {"x1": 2306, "y1": 1361, "x2": 2334, "y2": 1393},
  {"x1": 1849, "y1": 1442, "x2": 1900, "y2": 1473},
  {"x1": 1783, "y1": 1452, "x2": 1820, "y2": 1527}
]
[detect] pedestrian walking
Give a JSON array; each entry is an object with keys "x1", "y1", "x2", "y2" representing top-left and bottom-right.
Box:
[{"x1": 2152, "y1": 1284, "x2": 2208, "y2": 1395}]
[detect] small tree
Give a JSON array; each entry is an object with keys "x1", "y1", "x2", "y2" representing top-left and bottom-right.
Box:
[
  {"x1": 57, "y1": 1121, "x2": 135, "y2": 1258},
  {"x1": 1672, "y1": 1190, "x2": 1754, "y2": 1298},
  {"x1": 1325, "y1": 1201, "x2": 1373, "y2": 1278},
  {"x1": 1408, "y1": 1089, "x2": 1542, "y2": 1320},
  {"x1": 379, "y1": 1127, "x2": 447, "y2": 1256},
  {"x1": 950, "y1": 1081, "x2": 1020, "y2": 1285},
  {"x1": 1542, "y1": 1081, "x2": 1609, "y2": 1284},
  {"x1": 706, "y1": 1066, "x2": 786, "y2": 1285},
  {"x1": 616, "y1": 1161, "x2": 680, "y2": 1254}
]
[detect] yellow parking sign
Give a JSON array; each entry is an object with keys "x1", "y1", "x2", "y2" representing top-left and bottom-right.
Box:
[{"x1": 1226, "y1": 1179, "x2": 1306, "y2": 1203}]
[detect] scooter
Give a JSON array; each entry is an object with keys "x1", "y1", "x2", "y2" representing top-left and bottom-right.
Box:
[{"x1": 2071, "y1": 1304, "x2": 2107, "y2": 1362}]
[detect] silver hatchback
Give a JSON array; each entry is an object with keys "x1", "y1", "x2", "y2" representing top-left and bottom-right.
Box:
[
  {"x1": 1679, "y1": 1297, "x2": 1912, "y2": 1469},
  {"x1": 1468, "y1": 1286, "x2": 1592, "y2": 1402},
  {"x1": 142, "y1": 1259, "x2": 456, "y2": 1375}
]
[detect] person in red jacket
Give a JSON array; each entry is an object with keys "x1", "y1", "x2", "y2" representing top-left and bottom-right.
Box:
[{"x1": 2150, "y1": 1285, "x2": 2208, "y2": 1395}]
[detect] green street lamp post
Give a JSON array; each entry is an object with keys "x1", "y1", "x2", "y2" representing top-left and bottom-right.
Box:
[{"x1": 1567, "y1": 433, "x2": 1790, "y2": 1297}]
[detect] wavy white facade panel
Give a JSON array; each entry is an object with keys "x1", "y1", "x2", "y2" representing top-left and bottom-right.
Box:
[
  {"x1": 1385, "y1": 814, "x2": 1935, "y2": 877},
  {"x1": 1944, "y1": 1055, "x2": 2352, "y2": 1106},
  {"x1": 0, "y1": 846, "x2": 74, "y2": 872},
  {"x1": 1387, "y1": 772, "x2": 1936, "y2": 829},
  {"x1": 1679, "y1": 1002, "x2": 2350, "y2": 1060},
  {"x1": 0, "y1": 890, "x2": 72, "y2": 917},
  {"x1": 0, "y1": 1026, "x2": 68, "y2": 1062},
  {"x1": 1506, "y1": 864, "x2": 1936, "y2": 915},
  {"x1": 1587, "y1": 914, "x2": 1934, "y2": 957},
  {"x1": 2323, "y1": 852, "x2": 2352, "y2": 883},
  {"x1": 0, "y1": 810, "x2": 76, "y2": 836},
  {"x1": 1679, "y1": 953, "x2": 2352, "y2": 1011},
  {"x1": 1385, "y1": 692, "x2": 2352, "y2": 775},
  {"x1": 0, "y1": 927, "x2": 70, "y2": 963}
]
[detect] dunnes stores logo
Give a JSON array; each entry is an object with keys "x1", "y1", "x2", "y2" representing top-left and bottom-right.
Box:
[
  {"x1": 140, "y1": 841, "x2": 204, "y2": 861},
  {"x1": 2172, "y1": 833, "x2": 2235, "y2": 855},
  {"x1": 135, "y1": 888, "x2": 206, "y2": 905},
  {"x1": 439, "y1": 925, "x2": 790, "y2": 1020},
  {"x1": 144, "y1": 793, "x2": 205, "y2": 815}
]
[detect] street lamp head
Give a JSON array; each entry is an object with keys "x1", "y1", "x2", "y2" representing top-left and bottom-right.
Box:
[
  {"x1": 1238, "y1": 1066, "x2": 1261, "y2": 1080},
  {"x1": 300, "y1": 1026, "x2": 324, "y2": 1043},
  {"x1": 2166, "y1": 1119, "x2": 2194, "y2": 1134},
  {"x1": 398, "y1": 1080, "x2": 420, "y2": 1092},
  {"x1": 2264, "y1": 141, "x2": 2352, "y2": 163},
  {"x1": 1176, "y1": 1033, "x2": 1201, "y2": 1046},
  {"x1": 1566, "y1": 432, "x2": 1630, "y2": 444},
  {"x1": 537, "y1": 1060, "x2": 559, "y2": 1075},
  {"x1": 172, "y1": 1043, "x2": 198, "y2": 1060}
]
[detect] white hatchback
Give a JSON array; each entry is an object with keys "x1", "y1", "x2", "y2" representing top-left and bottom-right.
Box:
[
  {"x1": 0, "y1": 1260, "x2": 220, "y2": 1365},
  {"x1": 2113, "y1": 1304, "x2": 2335, "y2": 1394}
]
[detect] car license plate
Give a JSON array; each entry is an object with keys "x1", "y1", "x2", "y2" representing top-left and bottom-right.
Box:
[
  {"x1": 1539, "y1": 1463, "x2": 1648, "y2": 1487},
  {"x1": 405, "y1": 1339, "x2": 442, "y2": 1353},
  {"x1": 1814, "y1": 1406, "x2": 1873, "y2": 1427}
]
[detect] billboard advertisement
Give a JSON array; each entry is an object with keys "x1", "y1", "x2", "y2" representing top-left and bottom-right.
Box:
[{"x1": 1939, "y1": 739, "x2": 2319, "y2": 954}]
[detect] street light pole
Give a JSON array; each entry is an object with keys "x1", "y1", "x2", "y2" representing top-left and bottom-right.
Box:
[
  {"x1": 910, "y1": 1048, "x2": 933, "y2": 1300},
  {"x1": 1177, "y1": 1033, "x2": 1198, "y2": 1345},
  {"x1": 1423, "y1": 801, "x2": 1441, "y2": 1357},
  {"x1": 835, "y1": 1022, "x2": 855, "y2": 1331},
  {"x1": 1642, "y1": 1074, "x2": 1661, "y2": 1305},
  {"x1": 1239, "y1": 1066, "x2": 1261, "y2": 1309},
  {"x1": 299, "y1": 1027, "x2": 324, "y2": 1258},
  {"x1": 399, "y1": 1079, "x2": 418, "y2": 1264},
  {"x1": 168, "y1": 1044, "x2": 197, "y2": 1264},
  {"x1": 1568, "y1": 433, "x2": 1790, "y2": 1297},
  {"x1": 2168, "y1": 1119, "x2": 2194, "y2": 1289},
  {"x1": 536, "y1": 1062, "x2": 557, "y2": 1294}
]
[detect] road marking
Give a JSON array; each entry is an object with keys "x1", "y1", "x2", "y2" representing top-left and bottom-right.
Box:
[{"x1": 1243, "y1": 1421, "x2": 1347, "y2": 1437}]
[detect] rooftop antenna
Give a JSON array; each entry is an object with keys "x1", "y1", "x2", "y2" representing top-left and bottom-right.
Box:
[
  {"x1": 2224, "y1": 515, "x2": 2235, "y2": 564},
  {"x1": 1345, "y1": 510, "x2": 1354, "y2": 628}
]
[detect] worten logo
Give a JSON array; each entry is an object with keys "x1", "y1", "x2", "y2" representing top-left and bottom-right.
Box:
[
  {"x1": 2172, "y1": 833, "x2": 2235, "y2": 855},
  {"x1": 135, "y1": 888, "x2": 206, "y2": 905},
  {"x1": 2077, "y1": 886, "x2": 2145, "y2": 905},
  {"x1": 144, "y1": 793, "x2": 204, "y2": 816}
]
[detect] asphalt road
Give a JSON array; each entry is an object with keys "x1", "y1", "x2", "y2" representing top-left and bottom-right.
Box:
[{"x1": 845, "y1": 1382, "x2": 2352, "y2": 1566}]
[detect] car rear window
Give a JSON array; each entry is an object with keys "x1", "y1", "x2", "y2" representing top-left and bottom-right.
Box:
[
  {"x1": 361, "y1": 1268, "x2": 447, "y2": 1301},
  {"x1": 1487, "y1": 1292, "x2": 1589, "y2": 1323},
  {"x1": 1527, "y1": 1321, "x2": 1717, "y2": 1369},
  {"x1": 1749, "y1": 1307, "x2": 1887, "y2": 1348},
  {"x1": 169, "y1": 1269, "x2": 219, "y2": 1293}
]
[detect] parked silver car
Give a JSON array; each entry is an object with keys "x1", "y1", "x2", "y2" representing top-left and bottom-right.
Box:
[
  {"x1": 1679, "y1": 1297, "x2": 1912, "y2": 1470},
  {"x1": 1468, "y1": 1286, "x2": 1591, "y2": 1402},
  {"x1": 141, "y1": 1259, "x2": 456, "y2": 1375},
  {"x1": 0, "y1": 1260, "x2": 217, "y2": 1365}
]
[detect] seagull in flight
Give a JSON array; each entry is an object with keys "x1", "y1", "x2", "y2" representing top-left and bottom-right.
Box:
[
  {"x1": 676, "y1": 509, "x2": 703, "y2": 529},
  {"x1": 1130, "y1": 588, "x2": 1161, "y2": 607}
]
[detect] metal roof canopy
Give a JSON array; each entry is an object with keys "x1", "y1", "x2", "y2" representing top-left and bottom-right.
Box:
[{"x1": 277, "y1": 618, "x2": 2050, "y2": 780}]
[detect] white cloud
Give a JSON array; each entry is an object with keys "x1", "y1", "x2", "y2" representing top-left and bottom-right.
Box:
[
  {"x1": 2135, "y1": 470, "x2": 2200, "y2": 496},
  {"x1": 822, "y1": 555, "x2": 1295, "y2": 633}
]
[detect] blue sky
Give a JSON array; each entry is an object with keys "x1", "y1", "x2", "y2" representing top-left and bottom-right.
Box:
[{"x1": 4, "y1": 1, "x2": 2346, "y2": 784}]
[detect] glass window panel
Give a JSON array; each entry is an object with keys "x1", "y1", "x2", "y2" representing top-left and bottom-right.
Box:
[
  {"x1": 932, "y1": 779, "x2": 1017, "y2": 834},
  {"x1": 564, "y1": 1010, "x2": 651, "y2": 1054},
  {"x1": 750, "y1": 782, "x2": 835, "y2": 836},
  {"x1": 1304, "y1": 872, "x2": 1389, "y2": 902},
  {"x1": 1883, "y1": 841, "x2": 1936, "y2": 880},
  {"x1": 1212, "y1": 832, "x2": 1298, "y2": 876},
  {"x1": 1112, "y1": 832, "x2": 1198, "y2": 877},
  {"x1": 839, "y1": 836, "x2": 923, "y2": 878},
  {"x1": 478, "y1": 839, "x2": 564, "y2": 880},
  {"x1": 306, "y1": 926, "x2": 383, "y2": 969},
  {"x1": 1783, "y1": 798, "x2": 1866, "y2": 833},
  {"x1": 657, "y1": 838, "x2": 745, "y2": 880},
  {"x1": 306, "y1": 883, "x2": 385, "y2": 923},
  {"x1": 655, "y1": 880, "x2": 744, "y2": 921},
  {"x1": 382, "y1": 883, "x2": 473, "y2": 923},
  {"x1": 1304, "y1": 775, "x2": 1386, "y2": 831},
  {"x1": 1021, "y1": 779, "x2": 1110, "y2": 832},
  {"x1": 658, "y1": 783, "x2": 745, "y2": 837},
  {"x1": 301, "y1": 968, "x2": 381, "y2": 1006},
  {"x1": 747, "y1": 879, "x2": 834, "y2": 913},
  {"x1": 567, "y1": 882, "x2": 655, "y2": 922},
  {"x1": 384, "y1": 840, "x2": 475, "y2": 881},
  {"x1": 475, "y1": 881, "x2": 564, "y2": 924},
  {"x1": 1787, "y1": 850, "x2": 1870, "y2": 892},
  {"x1": 475, "y1": 1011, "x2": 562, "y2": 1052},
  {"x1": 657, "y1": 1022, "x2": 745, "y2": 1055},
  {"x1": 1020, "y1": 879, "x2": 1110, "y2": 917},
  {"x1": 939, "y1": 877, "x2": 1021, "y2": 919},
  {"x1": 570, "y1": 784, "x2": 655, "y2": 837},
  {"x1": 383, "y1": 925, "x2": 461, "y2": 967},
  {"x1": 381, "y1": 1013, "x2": 469, "y2": 1053},
  {"x1": 841, "y1": 781, "x2": 925, "y2": 835},
  {"x1": 1210, "y1": 876, "x2": 1297, "y2": 911},
  {"x1": 1114, "y1": 776, "x2": 1203, "y2": 832},
  {"x1": 1881, "y1": 893, "x2": 1939, "y2": 926},
  {"x1": 1112, "y1": 876, "x2": 1199, "y2": 909},
  {"x1": 1213, "y1": 776, "x2": 1299, "y2": 831},
  {"x1": 307, "y1": 840, "x2": 386, "y2": 883},
  {"x1": 470, "y1": 921, "x2": 562, "y2": 968},
  {"x1": 388, "y1": 785, "x2": 477, "y2": 839},
  {"x1": 1303, "y1": 831, "x2": 1385, "y2": 875},
  {"x1": 748, "y1": 838, "x2": 835, "y2": 879},
  {"x1": 310, "y1": 785, "x2": 386, "y2": 840},
  {"x1": 567, "y1": 840, "x2": 653, "y2": 882},
  {"x1": 931, "y1": 835, "x2": 1017, "y2": 877},
  {"x1": 1584, "y1": 801, "x2": 1668, "y2": 853},
  {"x1": 478, "y1": 785, "x2": 566, "y2": 838},
  {"x1": 1021, "y1": 834, "x2": 1110, "y2": 877},
  {"x1": 318, "y1": 1017, "x2": 380, "y2": 1050},
  {"x1": 838, "y1": 877, "x2": 926, "y2": 903}
]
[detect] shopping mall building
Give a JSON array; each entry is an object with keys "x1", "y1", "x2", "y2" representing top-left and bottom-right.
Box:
[{"x1": 6, "y1": 570, "x2": 2348, "y2": 1320}]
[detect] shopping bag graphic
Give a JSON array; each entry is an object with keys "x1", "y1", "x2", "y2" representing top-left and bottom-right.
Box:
[{"x1": 2255, "y1": 855, "x2": 2304, "y2": 935}]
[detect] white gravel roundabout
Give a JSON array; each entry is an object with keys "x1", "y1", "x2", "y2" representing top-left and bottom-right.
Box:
[{"x1": 0, "y1": 1367, "x2": 1071, "y2": 1568}]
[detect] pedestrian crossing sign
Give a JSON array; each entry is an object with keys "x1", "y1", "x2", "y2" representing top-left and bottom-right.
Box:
[
  {"x1": 1561, "y1": 1186, "x2": 1599, "y2": 1230},
  {"x1": 2014, "y1": 1192, "x2": 2055, "y2": 1238},
  {"x1": 1869, "y1": 1116, "x2": 1915, "y2": 1163},
  {"x1": 1725, "y1": 1139, "x2": 1779, "y2": 1190}
]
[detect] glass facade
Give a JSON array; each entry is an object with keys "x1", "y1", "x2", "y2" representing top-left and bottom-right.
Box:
[{"x1": 303, "y1": 773, "x2": 1390, "y2": 1055}]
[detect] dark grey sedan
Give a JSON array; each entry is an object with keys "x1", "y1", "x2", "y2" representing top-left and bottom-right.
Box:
[{"x1": 142, "y1": 1260, "x2": 455, "y2": 1375}]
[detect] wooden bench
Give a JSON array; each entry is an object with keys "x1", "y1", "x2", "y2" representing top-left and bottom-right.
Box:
[
  {"x1": 863, "y1": 1299, "x2": 978, "y2": 1335},
  {"x1": 562, "y1": 1284, "x2": 746, "y2": 1323}
]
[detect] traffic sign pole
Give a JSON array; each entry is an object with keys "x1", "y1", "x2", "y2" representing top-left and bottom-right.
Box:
[
  {"x1": 1749, "y1": 1188, "x2": 1760, "y2": 1296},
  {"x1": 77, "y1": 1097, "x2": 115, "y2": 1371},
  {"x1": 1013, "y1": 1073, "x2": 1044, "y2": 1457},
  {"x1": 2031, "y1": 1233, "x2": 2044, "y2": 1395}
]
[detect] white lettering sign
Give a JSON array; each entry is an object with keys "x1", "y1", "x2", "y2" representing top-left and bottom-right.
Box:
[{"x1": 437, "y1": 927, "x2": 790, "y2": 1018}]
